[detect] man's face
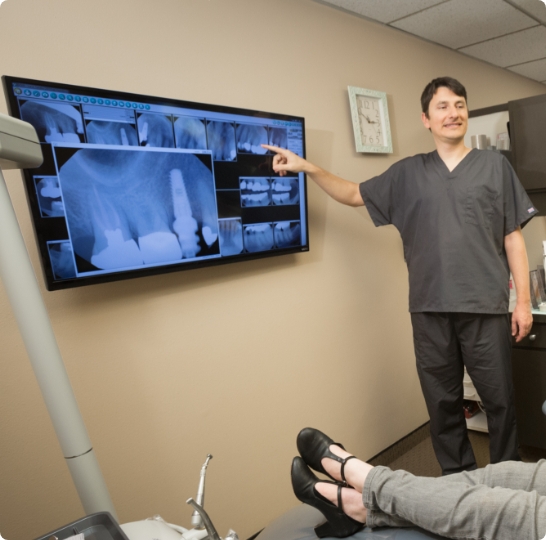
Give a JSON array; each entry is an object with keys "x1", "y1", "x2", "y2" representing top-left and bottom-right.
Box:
[{"x1": 421, "y1": 86, "x2": 468, "y2": 144}]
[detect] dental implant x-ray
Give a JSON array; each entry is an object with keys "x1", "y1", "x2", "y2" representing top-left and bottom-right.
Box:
[
  {"x1": 20, "y1": 100, "x2": 85, "y2": 144},
  {"x1": 137, "y1": 113, "x2": 176, "y2": 148},
  {"x1": 55, "y1": 147, "x2": 220, "y2": 274},
  {"x1": 4, "y1": 76, "x2": 308, "y2": 289},
  {"x1": 86, "y1": 120, "x2": 139, "y2": 146}
]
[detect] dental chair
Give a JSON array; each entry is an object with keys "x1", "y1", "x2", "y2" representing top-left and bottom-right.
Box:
[{"x1": 254, "y1": 504, "x2": 445, "y2": 540}]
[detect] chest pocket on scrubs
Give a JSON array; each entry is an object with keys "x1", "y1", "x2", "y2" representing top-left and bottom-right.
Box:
[{"x1": 465, "y1": 185, "x2": 498, "y2": 228}]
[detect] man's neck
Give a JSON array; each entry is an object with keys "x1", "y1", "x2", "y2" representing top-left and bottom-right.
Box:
[{"x1": 435, "y1": 139, "x2": 472, "y2": 172}]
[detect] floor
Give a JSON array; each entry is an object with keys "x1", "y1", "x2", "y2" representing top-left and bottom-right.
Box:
[{"x1": 368, "y1": 423, "x2": 546, "y2": 477}]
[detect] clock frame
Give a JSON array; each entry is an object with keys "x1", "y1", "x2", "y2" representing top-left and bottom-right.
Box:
[{"x1": 348, "y1": 86, "x2": 393, "y2": 154}]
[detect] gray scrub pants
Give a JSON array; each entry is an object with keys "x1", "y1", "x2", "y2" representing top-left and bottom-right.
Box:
[
  {"x1": 411, "y1": 312, "x2": 519, "y2": 475},
  {"x1": 363, "y1": 460, "x2": 546, "y2": 540}
]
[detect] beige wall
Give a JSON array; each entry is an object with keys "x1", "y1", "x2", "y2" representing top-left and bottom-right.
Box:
[{"x1": 0, "y1": 1, "x2": 545, "y2": 538}]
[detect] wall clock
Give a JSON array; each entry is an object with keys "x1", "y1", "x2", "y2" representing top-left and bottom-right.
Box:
[{"x1": 348, "y1": 86, "x2": 393, "y2": 154}]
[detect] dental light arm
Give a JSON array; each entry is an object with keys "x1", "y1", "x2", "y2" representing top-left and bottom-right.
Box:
[
  {"x1": 0, "y1": 113, "x2": 117, "y2": 519},
  {"x1": 0, "y1": 113, "x2": 43, "y2": 169}
]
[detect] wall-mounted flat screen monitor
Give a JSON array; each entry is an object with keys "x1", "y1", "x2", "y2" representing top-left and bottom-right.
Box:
[{"x1": 3, "y1": 76, "x2": 308, "y2": 290}]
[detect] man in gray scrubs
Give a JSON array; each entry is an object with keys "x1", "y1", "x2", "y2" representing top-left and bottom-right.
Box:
[{"x1": 264, "y1": 77, "x2": 537, "y2": 475}]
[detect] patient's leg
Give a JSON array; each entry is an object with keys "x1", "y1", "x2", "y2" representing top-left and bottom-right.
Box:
[
  {"x1": 363, "y1": 465, "x2": 546, "y2": 539},
  {"x1": 319, "y1": 445, "x2": 546, "y2": 539}
]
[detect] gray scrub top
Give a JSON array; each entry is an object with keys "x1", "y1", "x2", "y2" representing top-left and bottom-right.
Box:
[{"x1": 359, "y1": 149, "x2": 537, "y2": 314}]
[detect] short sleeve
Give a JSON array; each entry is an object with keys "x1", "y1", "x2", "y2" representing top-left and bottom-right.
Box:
[
  {"x1": 502, "y1": 156, "x2": 538, "y2": 234},
  {"x1": 359, "y1": 161, "x2": 405, "y2": 229}
]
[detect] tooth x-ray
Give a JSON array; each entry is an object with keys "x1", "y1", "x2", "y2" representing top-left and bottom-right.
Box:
[
  {"x1": 268, "y1": 127, "x2": 288, "y2": 149},
  {"x1": 4, "y1": 76, "x2": 308, "y2": 289},
  {"x1": 219, "y1": 218, "x2": 243, "y2": 256},
  {"x1": 207, "y1": 121, "x2": 236, "y2": 161},
  {"x1": 240, "y1": 177, "x2": 271, "y2": 207},
  {"x1": 55, "y1": 147, "x2": 219, "y2": 273},
  {"x1": 272, "y1": 177, "x2": 300, "y2": 206},
  {"x1": 35, "y1": 176, "x2": 65, "y2": 217},
  {"x1": 20, "y1": 100, "x2": 85, "y2": 144},
  {"x1": 236, "y1": 123, "x2": 268, "y2": 155},
  {"x1": 274, "y1": 221, "x2": 301, "y2": 248},
  {"x1": 48, "y1": 241, "x2": 77, "y2": 279},
  {"x1": 86, "y1": 120, "x2": 139, "y2": 146},
  {"x1": 137, "y1": 113, "x2": 176, "y2": 148},
  {"x1": 243, "y1": 223, "x2": 274, "y2": 253},
  {"x1": 174, "y1": 116, "x2": 207, "y2": 150}
]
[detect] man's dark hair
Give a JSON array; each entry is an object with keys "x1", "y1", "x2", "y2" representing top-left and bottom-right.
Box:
[{"x1": 421, "y1": 77, "x2": 467, "y2": 117}]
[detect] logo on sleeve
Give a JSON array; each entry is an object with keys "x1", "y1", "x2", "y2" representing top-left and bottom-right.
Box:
[{"x1": 528, "y1": 207, "x2": 536, "y2": 213}]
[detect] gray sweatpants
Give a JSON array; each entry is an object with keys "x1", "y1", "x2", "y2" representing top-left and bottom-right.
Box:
[{"x1": 363, "y1": 461, "x2": 546, "y2": 540}]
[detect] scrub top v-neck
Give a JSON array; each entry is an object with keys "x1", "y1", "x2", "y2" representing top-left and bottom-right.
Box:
[{"x1": 359, "y1": 149, "x2": 537, "y2": 314}]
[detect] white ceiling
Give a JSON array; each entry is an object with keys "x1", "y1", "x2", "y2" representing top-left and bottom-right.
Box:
[{"x1": 316, "y1": 0, "x2": 546, "y2": 85}]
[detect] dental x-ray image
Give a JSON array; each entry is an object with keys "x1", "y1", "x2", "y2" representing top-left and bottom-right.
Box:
[
  {"x1": 86, "y1": 120, "x2": 139, "y2": 146},
  {"x1": 243, "y1": 222, "x2": 274, "y2": 253},
  {"x1": 55, "y1": 147, "x2": 219, "y2": 274},
  {"x1": 4, "y1": 76, "x2": 308, "y2": 289},
  {"x1": 268, "y1": 126, "x2": 288, "y2": 149},
  {"x1": 48, "y1": 241, "x2": 77, "y2": 280},
  {"x1": 137, "y1": 113, "x2": 175, "y2": 148},
  {"x1": 219, "y1": 218, "x2": 243, "y2": 256},
  {"x1": 236, "y1": 123, "x2": 268, "y2": 155},
  {"x1": 271, "y1": 177, "x2": 300, "y2": 206},
  {"x1": 35, "y1": 176, "x2": 65, "y2": 217},
  {"x1": 274, "y1": 221, "x2": 301, "y2": 248},
  {"x1": 206, "y1": 120, "x2": 236, "y2": 161},
  {"x1": 240, "y1": 177, "x2": 271, "y2": 207},
  {"x1": 174, "y1": 116, "x2": 207, "y2": 150},
  {"x1": 20, "y1": 100, "x2": 85, "y2": 144}
]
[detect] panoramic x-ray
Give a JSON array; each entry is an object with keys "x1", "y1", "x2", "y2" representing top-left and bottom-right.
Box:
[
  {"x1": 207, "y1": 120, "x2": 236, "y2": 161},
  {"x1": 268, "y1": 127, "x2": 288, "y2": 149},
  {"x1": 35, "y1": 176, "x2": 65, "y2": 217},
  {"x1": 243, "y1": 223, "x2": 274, "y2": 253},
  {"x1": 240, "y1": 177, "x2": 271, "y2": 207},
  {"x1": 86, "y1": 121, "x2": 139, "y2": 146},
  {"x1": 274, "y1": 221, "x2": 301, "y2": 248},
  {"x1": 219, "y1": 218, "x2": 243, "y2": 256},
  {"x1": 48, "y1": 241, "x2": 77, "y2": 280},
  {"x1": 271, "y1": 177, "x2": 300, "y2": 206},
  {"x1": 55, "y1": 147, "x2": 219, "y2": 273},
  {"x1": 137, "y1": 113, "x2": 175, "y2": 148},
  {"x1": 174, "y1": 116, "x2": 207, "y2": 150},
  {"x1": 20, "y1": 100, "x2": 85, "y2": 144},
  {"x1": 236, "y1": 123, "x2": 268, "y2": 155}
]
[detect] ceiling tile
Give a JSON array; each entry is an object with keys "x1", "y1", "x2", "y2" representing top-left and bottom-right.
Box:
[
  {"x1": 508, "y1": 57, "x2": 546, "y2": 81},
  {"x1": 315, "y1": 0, "x2": 448, "y2": 24},
  {"x1": 391, "y1": 0, "x2": 537, "y2": 49},
  {"x1": 505, "y1": 0, "x2": 546, "y2": 24},
  {"x1": 459, "y1": 25, "x2": 546, "y2": 67}
]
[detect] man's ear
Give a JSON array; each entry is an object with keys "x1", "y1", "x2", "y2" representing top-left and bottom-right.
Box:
[{"x1": 421, "y1": 111, "x2": 430, "y2": 129}]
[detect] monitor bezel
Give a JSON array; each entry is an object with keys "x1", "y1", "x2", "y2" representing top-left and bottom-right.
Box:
[{"x1": 2, "y1": 75, "x2": 309, "y2": 291}]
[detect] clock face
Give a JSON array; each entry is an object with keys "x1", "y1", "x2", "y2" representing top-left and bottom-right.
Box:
[{"x1": 356, "y1": 95, "x2": 383, "y2": 147}]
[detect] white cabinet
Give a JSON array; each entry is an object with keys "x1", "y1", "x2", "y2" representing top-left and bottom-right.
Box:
[{"x1": 464, "y1": 369, "x2": 488, "y2": 433}]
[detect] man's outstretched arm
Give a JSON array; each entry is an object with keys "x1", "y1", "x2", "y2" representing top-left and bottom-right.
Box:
[{"x1": 262, "y1": 145, "x2": 364, "y2": 207}]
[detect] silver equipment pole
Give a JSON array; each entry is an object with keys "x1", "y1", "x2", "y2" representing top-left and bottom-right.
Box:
[{"x1": 0, "y1": 167, "x2": 117, "y2": 520}]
